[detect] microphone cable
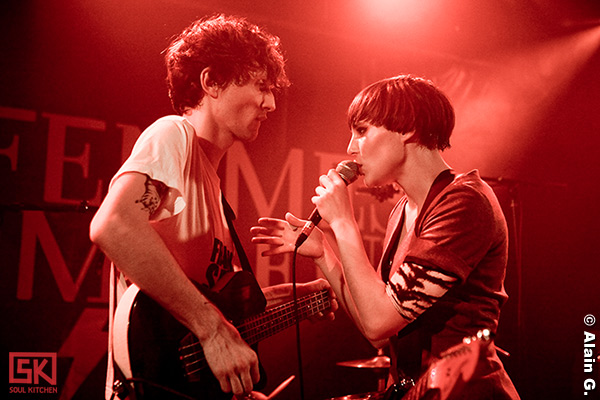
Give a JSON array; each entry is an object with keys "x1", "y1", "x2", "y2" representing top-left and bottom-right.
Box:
[
  {"x1": 291, "y1": 244, "x2": 305, "y2": 400},
  {"x1": 290, "y1": 160, "x2": 360, "y2": 399}
]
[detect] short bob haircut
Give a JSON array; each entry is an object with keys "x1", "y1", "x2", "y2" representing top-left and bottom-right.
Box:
[
  {"x1": 165, "y1": 14, "x2": 290, "y2": 115},
  {"x1": 347, "y1": 75, "x2": 455, "y2": 150}
]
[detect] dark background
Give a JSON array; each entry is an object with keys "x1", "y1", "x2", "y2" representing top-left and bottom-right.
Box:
[{"x1": 2, "y1": 1, "x2": 600, "y2": 399}]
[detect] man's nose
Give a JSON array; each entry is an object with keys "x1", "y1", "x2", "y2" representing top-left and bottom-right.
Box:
[{"x1": 263, "y1": 91, "x2": 276, "y2": 112}]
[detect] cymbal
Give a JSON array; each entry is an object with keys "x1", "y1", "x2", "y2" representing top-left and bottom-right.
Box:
[
  {"x1": 336, "y1": 355, "x2": 391, "y2": 369},
  {"x1": 325, "y1": 392, "x2": 384, "y2": 400}
]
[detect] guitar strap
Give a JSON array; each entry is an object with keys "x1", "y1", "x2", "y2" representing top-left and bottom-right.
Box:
[
  {"x1": 380, "y1": 169, "x2": 455, "y2": 283},
  {"x1": 221, "y1": 194, "x2": 255, "y2": 275},
  {"x1": 382, "y1": 170, "x2": 455, "y2": 389}
]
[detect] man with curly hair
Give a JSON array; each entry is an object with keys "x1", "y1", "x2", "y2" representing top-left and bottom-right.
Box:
[{"x1": 91, "y1": 15, "x2": 335, "y2": 399}]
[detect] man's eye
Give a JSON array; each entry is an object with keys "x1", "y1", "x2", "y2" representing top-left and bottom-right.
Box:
[{"x1": 257, "y1": 80, "x2": 272, "y2": 92}]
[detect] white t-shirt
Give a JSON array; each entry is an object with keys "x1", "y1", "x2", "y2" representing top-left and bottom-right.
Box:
[
  {"x1": 110, "y1": 115, "x2": 237, "y2": 287},
  {"x1": 105, "y1": 115, "x2": 238, "y2": 399}
]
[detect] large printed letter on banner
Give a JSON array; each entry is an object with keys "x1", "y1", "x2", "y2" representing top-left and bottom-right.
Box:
[{"x1": 225, "y1": 142, "x2": 304, "y2": 286}]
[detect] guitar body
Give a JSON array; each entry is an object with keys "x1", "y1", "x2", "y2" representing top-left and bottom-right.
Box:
[
  {"x1": 359, "y1": 331, "x2": 491, "y2": 400},
  {"x1": 113, "y1": 271, "x2": 267, "y2": 400},
  {"x1": 399, "y1": 331, "x2": 491, "y2": 400}
]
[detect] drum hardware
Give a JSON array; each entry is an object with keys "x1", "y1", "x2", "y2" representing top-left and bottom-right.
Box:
[
  {"x1": 335, "y1": 349, "x2": 390, "y2": 393},
  {"x1": 325, "y1": 392, "x2": 384, "y2": 400}
]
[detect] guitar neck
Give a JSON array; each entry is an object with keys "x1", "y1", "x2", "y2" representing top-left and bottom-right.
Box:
[
  {"x1": 238, "y1": 289, "x2": 330, "y2": 345},
  {"x1": 180, "y1": 289, "x2": 331, "y2": 381}
]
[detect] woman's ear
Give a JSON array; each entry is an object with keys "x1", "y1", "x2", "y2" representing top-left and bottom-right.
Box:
[
  {"x1": 400, "y1": 130, "x2": 417, "y2": 144},
  {"x1": 199, "y1": 67, "x2": 219, "y2": 98}
]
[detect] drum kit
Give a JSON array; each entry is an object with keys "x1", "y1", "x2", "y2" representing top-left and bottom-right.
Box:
[{"x1": 324, "y1": 349, "x2": 392, "y2": 400}]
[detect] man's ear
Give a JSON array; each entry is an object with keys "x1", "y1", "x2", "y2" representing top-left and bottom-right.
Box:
[{"x1": 199, "y1": 67, "x2": 219, "y2": 98}]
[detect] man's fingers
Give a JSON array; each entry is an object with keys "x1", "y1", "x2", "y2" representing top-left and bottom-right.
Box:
[
  {"x1": 219, "y1": 374, "x2": 232, "y2": 394},
  {"x1": 240, "y1": 372, "x2": 254, "y2": 396},
  {"x1": 229, "y1": 375, "x2": 244, "y2": 395}
]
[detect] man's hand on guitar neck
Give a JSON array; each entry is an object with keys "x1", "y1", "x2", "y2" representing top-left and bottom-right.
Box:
[{"x1": 262, "y1": 278, "x2": 338, "y2": 321}]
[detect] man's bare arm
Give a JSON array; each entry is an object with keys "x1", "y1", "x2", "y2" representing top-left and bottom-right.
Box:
[{"x1": 90, "y1": 172, "x2": 260, "y2": 395}]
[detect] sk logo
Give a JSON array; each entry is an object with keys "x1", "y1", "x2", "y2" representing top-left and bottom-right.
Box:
[{"x1": 8, "y1": 352, "x2": 57, "y2": 385}]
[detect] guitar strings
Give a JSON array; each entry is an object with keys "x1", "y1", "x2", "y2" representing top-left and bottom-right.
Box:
[
  {"x1": 238, "y1": 291, "x2": 330, "y2": 340},
  {"x1": 180, "y1": 293, "x2": 330, "y2": 377},
  {"x1": 180, "y1": 291, "x2": 329, "y2": 359},
  {"x1": 179, "y1": 290, "x2": 329, "y2": 355},
  {"x1": 179, "y1": 290, "x2": 331, "y2": 378}
]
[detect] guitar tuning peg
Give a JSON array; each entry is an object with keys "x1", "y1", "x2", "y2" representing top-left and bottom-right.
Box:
[{"x1": 474, "y1": 329, "x2": 491, "y2": 341}]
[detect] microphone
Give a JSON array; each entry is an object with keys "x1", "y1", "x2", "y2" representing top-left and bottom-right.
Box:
[{"x1": 295, "y1": 160, "x2": 362, "y2": 247}]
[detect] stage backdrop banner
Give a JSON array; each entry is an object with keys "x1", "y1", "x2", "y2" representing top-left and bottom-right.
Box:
[{"x1": 1, "y1": 105, "x2": 394, "y2": 399}]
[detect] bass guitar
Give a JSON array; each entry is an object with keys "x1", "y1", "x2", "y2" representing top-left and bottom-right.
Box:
[{"x1": 112, "y1": 270, "x2": 331, "y2": 399}]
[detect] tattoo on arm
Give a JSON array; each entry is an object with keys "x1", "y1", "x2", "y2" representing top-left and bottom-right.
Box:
[{"x1": 135, "y1": 176, "x2": 168, "y2": 216}]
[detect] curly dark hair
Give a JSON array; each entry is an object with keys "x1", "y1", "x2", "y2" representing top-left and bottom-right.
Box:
[
  {"x1": 165, "y1": 14, "x2": 290, "y2": 115},
  {"x1": 347, "y1": 75, "x2": 455, "y2": 150}
]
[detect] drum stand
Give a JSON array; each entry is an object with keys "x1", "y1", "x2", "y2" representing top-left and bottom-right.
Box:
[{"x1": 336, "y1": 348, "x2": 390, "y2": 393}]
